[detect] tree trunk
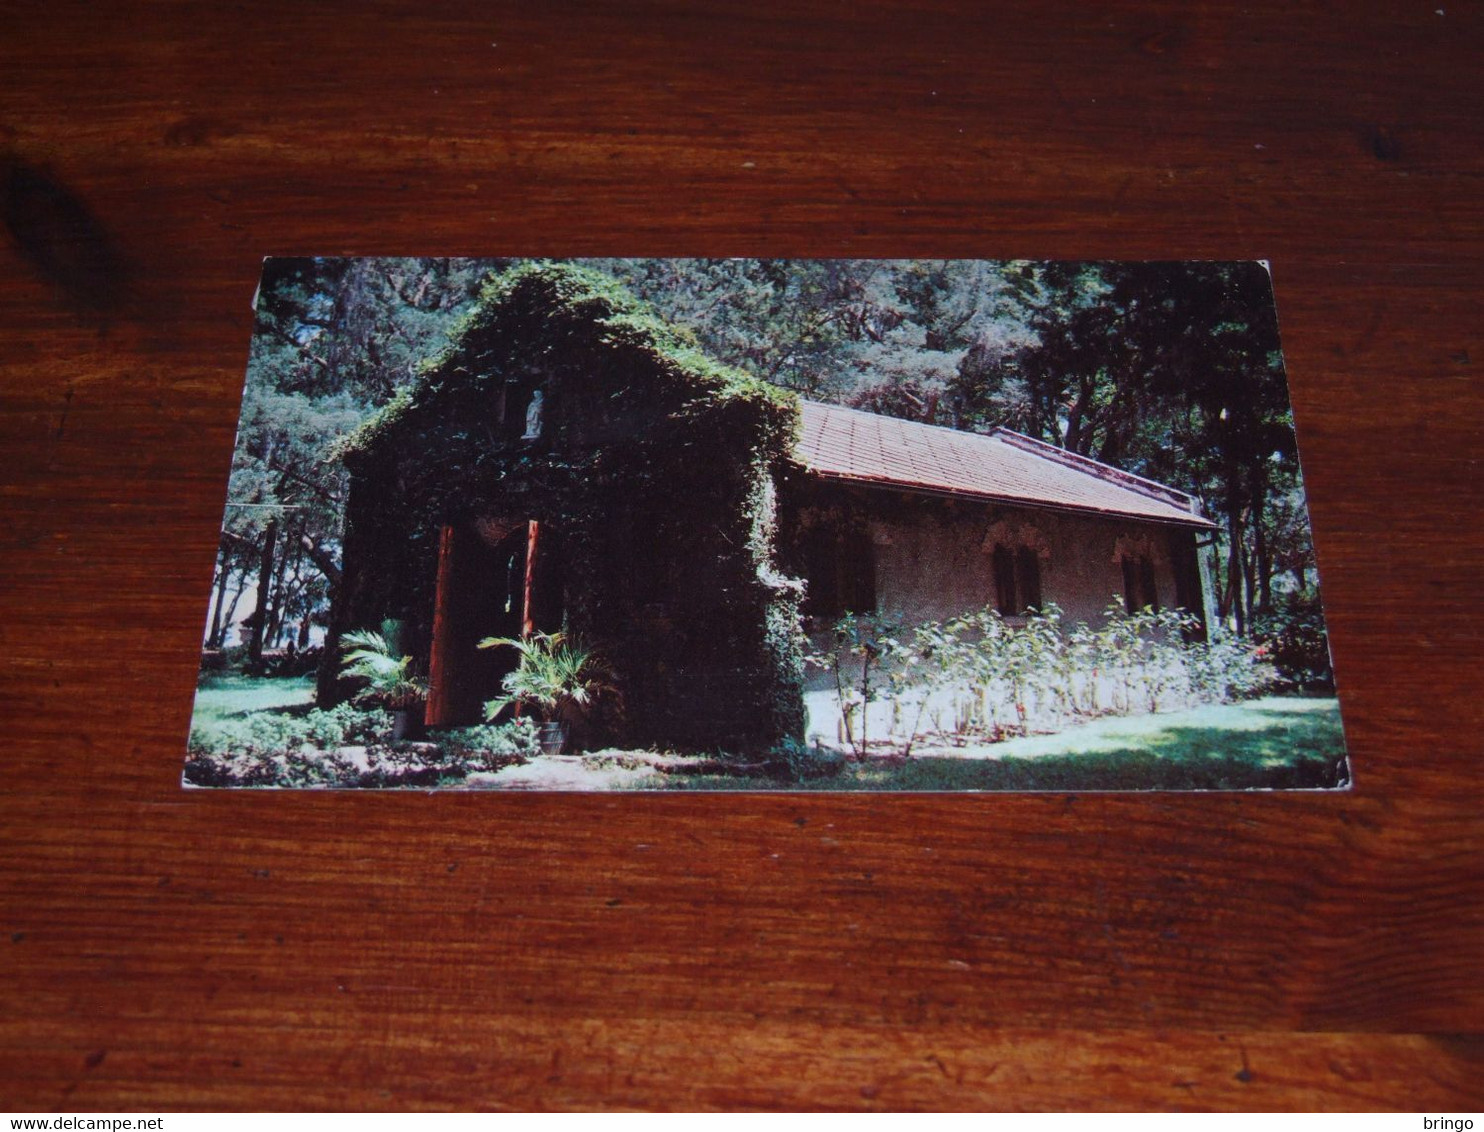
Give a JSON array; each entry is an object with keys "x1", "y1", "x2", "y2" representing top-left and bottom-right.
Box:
[
  {"x1": 207, "y1": 560, "x2": 230, "y2": 648},
  {"x1": 1250, "y1": 471, "x2": 1273, "y2": 614},
  {"x1": 1254, "y1": 517, "x2": 1273, "y2": 614},
  {"x1": 265, "y1": 529, "x2": 298, "y2": 649},
  {"x1": 1064, "y1": 376, "x2": 1095, "y2": 453},
  {"x1": 219, "y1": 575, "x2": 248, "y2": 647},
  {"x1": 1241, "y1": 521, "x2": 1257, "y2": 626},
  {"x1": 299, "y1": 534, "x2": 342, "y2": 587},
  {"x1": 1226, "y1": 510, "x2": 1246, "y2": 636},
  {"x1": 247, "y1": 519, "x2": 279, "y2": 668},
  {"x1": 1210, "y1": 536, "x2": 1227, "y2": 620}
]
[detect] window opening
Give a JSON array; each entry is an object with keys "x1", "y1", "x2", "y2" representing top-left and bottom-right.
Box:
[
  {"x1": 1122, "y1": 554, "x2": 1160, "y2": 613},
  {"x1": 803, "y1": 521, "x2": 876, "y2": 619},
  {"x1": 993, "y1": 544, "x2": 1042, "y2": 616}
]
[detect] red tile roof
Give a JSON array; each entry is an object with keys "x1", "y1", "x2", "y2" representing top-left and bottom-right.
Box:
[{"x1": 794, "y1": 400, "x2": 1215, "y2": 529}]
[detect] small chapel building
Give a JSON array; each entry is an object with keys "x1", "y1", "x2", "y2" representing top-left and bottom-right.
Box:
[{"x1": 324, "y1": 264, "x2": 1215, "y2": 752}]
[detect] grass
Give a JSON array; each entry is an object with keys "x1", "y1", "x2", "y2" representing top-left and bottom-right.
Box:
[
  {"x1": 191, "y1": 672, "x2": 316, "y2": 731},
  {"x1": 659, "y1": 697, "x2": 1350, "y2": 792}
]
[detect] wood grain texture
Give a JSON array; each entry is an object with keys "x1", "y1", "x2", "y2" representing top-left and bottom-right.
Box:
[{"x1": 2, "y1": 0, "x2": 1481, "y2": 1112}]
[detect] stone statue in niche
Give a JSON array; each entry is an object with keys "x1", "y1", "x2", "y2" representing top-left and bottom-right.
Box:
[{"x1": 522, "y1": 388, "x2": 544, "y2": 440}]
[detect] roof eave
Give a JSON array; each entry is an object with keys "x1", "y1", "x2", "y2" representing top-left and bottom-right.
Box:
[{"x1": 800, "y1": 467, "x2": 1219, "y2": 530}]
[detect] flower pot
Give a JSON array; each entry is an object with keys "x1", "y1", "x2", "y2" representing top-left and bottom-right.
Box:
[
  {"x1": 392, "y1": 707, "x2": 425, "y2": 742},
  {"x1": 537, "y1": 721, "x2": 568, "y2": 757}
]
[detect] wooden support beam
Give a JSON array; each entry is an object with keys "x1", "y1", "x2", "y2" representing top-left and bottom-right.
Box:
[
  {"x1": 424, "y1": 523, "x2": 457, "y2": 727},
  {"x1": 522, "y1": 519, "x2": 540, "y2": 639}
]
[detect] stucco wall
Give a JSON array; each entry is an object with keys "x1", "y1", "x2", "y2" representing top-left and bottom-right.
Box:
[{"x1": 867, "y1": 502, "x2": 1189, "y2": 629}]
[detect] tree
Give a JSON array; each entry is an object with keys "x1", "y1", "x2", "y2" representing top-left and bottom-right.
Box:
[
  {"x1": 207, "y1": 258, "x2": 495, "y2": 661},
  {"x1": 606, "y1": 258, "x2": 1030, "y2": 419},
  {"x1": 947, "y1": 260, "x2": 1313, "y2": 636}
]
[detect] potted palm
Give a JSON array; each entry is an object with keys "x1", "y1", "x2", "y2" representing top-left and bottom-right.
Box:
[
  {"x1": 478, "y1": 631, "x2": 612, "y2": 755},
  {"x1": 339, "y1": 623, "x2": 429, "y2": 741}
]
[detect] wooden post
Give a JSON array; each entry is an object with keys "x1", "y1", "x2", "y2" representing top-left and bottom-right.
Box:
[
  {"x1": 424, "y1": 523, "x2": 458, "y2": 727},
  {"x1": 522, "y1": 519, "x2": 540, "y2": 638}
]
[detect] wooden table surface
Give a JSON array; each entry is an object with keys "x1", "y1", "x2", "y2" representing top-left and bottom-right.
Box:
[{"x1": 2, "y1": 0, "x2": 1481, "y2": 1112}]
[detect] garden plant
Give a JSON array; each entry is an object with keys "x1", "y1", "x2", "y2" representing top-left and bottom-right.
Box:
[{"x1": 806, "y1": 601, "x2": 1281, "y2": 759}]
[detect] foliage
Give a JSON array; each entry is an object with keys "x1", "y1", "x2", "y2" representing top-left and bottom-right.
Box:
[
  {"x1": 335, "y1": 260, "x2": 798, "y2": 462},
  {"x1": 184, "y1": 686, "x2": 539, "y2": 788},
  {"x1": 263, "y1": 645, "x2": 323, "y2": 678},
  {"x1": 770, "y1": 736, "x2": 847, "y2": 784},
  {"x1": 603, "y1": 258, "x2": 1034, "y2": 406},
  {"x1": 802, "y1": 612, "x2": 896, "y2": 759},
  {"x1": 338, "y1": 624, "x2": 427, "y2": 709},
  {"x1": 478, "y1": 632, "x2": 614, "y2": 726},
  {"x1": 187, "y1": 700, "x2": 391, "y2": 770},
  {"x1": 945, "y1": 261, "x2": 1309, "y2": 634},
  {"x1": 1250, "y1": 590, "x2": 1334, "y2": 690},
  {"x1": 432, "y1": 718, "x2": 540, "y2": 769},
  {"x1": 805, "y1": 602, "x2": 1277, "y2": 756},
  {"x1": 206, "y1": 258, "x2": 497, "y2": 659}
]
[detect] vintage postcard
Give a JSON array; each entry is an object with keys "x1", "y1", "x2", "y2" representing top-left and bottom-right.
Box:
[{"x1": 185, "y1": 258, "x2": 1348, "y2": 791}]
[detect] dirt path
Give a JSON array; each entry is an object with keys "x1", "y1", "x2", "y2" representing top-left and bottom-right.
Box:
[{"x1": 462, "y1": 753, "x2": 663, "y2": 791}]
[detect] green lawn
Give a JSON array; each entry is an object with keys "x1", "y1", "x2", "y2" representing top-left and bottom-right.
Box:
[
  {"x1": 191, "y1": 672, "x2": 316, "y2": 732},
  {"x1": 661, "y1": 696, "x2": 1349, "y2": 792}
]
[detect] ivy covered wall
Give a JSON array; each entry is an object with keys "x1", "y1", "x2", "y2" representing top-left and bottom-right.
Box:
[{"x1": 319, "y1": 262, "x2": 806, "y2": 753}]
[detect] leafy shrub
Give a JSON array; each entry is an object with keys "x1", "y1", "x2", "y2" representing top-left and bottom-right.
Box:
[
  {"x1": 1251, "y1": 591, "x2": 1333, "y2": 691},
  {"x1": 770, "y1": 736, "x2": 846, "y2": 783},
  {"x1": 186, "y1": 703, "x2": 403, "y2": 788},
  {"x1": 340, "y1": 625, "x2": 428, "y2": 709},
  {"x1": 433, "y1": 718, "x2": 539, "y2": 770},
  {"x1": 198, "y1": 645, "x2": 248, "y2": 675},
  {"x1": 802, "y1": 612, "x2": 900, "y2": 758},
  {"x1": 183, "y1": 744, "x2": 465, "y2": 790},
  {"x1": 184, "y1": 702, "x2": 545, "y2": 788},
  {"x1": 189, "y1": 702, "x2": 390, "y2": 758},
  {"x1": 478, "y1": 631, "x2": 614, "y2": 728},
  {"x1": 807, "y1": 601, "x2": 1278, "y2": 755},
  {"x1": 265, "y1": 646, "x2": 323, "y2": 678}
]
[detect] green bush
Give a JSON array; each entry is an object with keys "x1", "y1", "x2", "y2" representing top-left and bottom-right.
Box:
[
  {"x1": 340, "y1": 625, "x2": 428, "y2": 710},
  {"x1": 184, "y1": 703, "x2": 544, "y2": 788},
  {"x1": 1251, "y1": 591, "x2": 1333, "y2": 691},
  {"x1": 189, "y1": 702, "x2": 390, "y2": 758},
  {"x1": 770, "y1": 736, "x2": 846, "y2": 783},
  {"x1": 198, "y1": 645, "x2": 248, "y2": 675},
  {"x1": 433, "y1": 718, "x2": 540, "y2": 770},
  {"x1": 806, "y1": 601, "x2": 1278, "y2": 755}
]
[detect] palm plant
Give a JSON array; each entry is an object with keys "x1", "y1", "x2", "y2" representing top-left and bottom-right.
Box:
[
  {"x1": 478, "y1": 631, "x2": 612, "y2": 729},
  {"x1": 339, "y1": 626, "x2": 428, "y2": 711}
]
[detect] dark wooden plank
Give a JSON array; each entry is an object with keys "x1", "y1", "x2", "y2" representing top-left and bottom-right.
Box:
[{"x1": 2, "y1": 0, "x2": 1481, "y2": 1112}]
